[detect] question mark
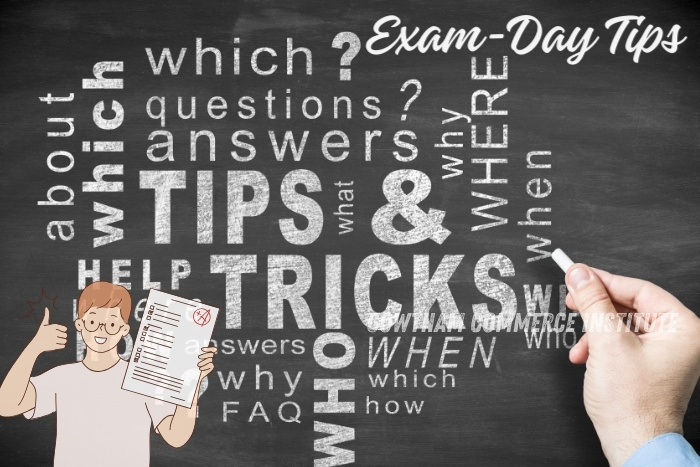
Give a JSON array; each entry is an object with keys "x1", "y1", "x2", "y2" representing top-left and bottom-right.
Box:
[
  {"x1": 332, "y1": 32, "x2": 361, "y2": 81},
  {"x1": 400, "y1": 79, "x2": 422, "y2": 121}
]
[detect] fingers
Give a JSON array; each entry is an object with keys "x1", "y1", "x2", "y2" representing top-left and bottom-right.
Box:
[
  {"x1": 591, "y1": 268, "x2": 684, "y2": 315},
  {"x1": 198, "y1": 355, "x2": 214, "y2": 364},
  {"x1": 198, "y1": 346, "x2": 216, "y2": 375},
  {"x1": 49, "y1": 326, "x2": 68, "y2": 350},
  {"x1": 48, "y1": 334, "x2": 67, "y2": 351},
  {"x1": 198, "y1": 355, "x2": 215, "y2": 366},
  {"x1": 38, "y1": 309, "x2": 66, "y2": 333},
  {"x1": 54, "y1": 339, "x2": 67, "y2": 350},
  {"x1": 565, "y1": 264, "x2": 632, "y2": 343},
  {"x1": 566, "y1": 292, "x2": 639, "y2": 330},
  {"x1": 566, "y1": 293, "x2": 636, "y2": 316},
  {"x1": 198, "y1": 347, "x2": 218, "y2": 360},
  {"x1": 567, "y1": 268, "x2": 686, "y2": 332},
  {"x1": 33, "y1": 315, "x2": 69, "y2": 353},
  {"x1": 51, "y1": 325, "x2": 68, "y2": 341},
  {"x1": 198, "y1": 358, "x2": 214, "y2": 378},
  {"x1": 569, "y1": 333, "x2": 589, "y2": 365}
]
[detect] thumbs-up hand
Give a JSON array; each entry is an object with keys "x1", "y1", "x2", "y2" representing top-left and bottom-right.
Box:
[{"x1": 29, "y1": 307, "x2": 68, "y2": 354}]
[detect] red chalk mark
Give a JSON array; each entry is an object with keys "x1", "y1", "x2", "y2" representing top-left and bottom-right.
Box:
[{"x1": 193, "y1": 308, "x2": 211, "y2": 327}]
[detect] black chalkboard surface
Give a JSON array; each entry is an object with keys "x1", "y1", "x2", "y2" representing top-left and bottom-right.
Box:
[{"x1": 1, "y1": 1, "x2": 699, "y2": 465}]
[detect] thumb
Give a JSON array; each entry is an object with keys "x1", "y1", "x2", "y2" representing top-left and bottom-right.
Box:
[
  {"x1": 566, "y1": 264, "x2": 626, "y2": 341},
  {"x1": 41, "y1": 307, "x2": 50, "y2": 325}
]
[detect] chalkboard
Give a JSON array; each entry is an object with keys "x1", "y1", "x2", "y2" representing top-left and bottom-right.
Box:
[{"x1": 1, "y1": 1, "x2": 699, "y2": 465}]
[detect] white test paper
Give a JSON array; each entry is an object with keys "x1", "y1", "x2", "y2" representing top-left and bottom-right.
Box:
[{"x1": 122, "y1": 289, "x2": 218, "y2": 407}]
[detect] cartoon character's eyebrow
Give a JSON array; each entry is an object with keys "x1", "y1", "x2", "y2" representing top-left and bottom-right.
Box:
[
  {"x1": 87, "y1": 311, "x2": 97, "y2": 315},
  {"x1": 109, "y1": 314, "x2": 118, "y2": 318}
]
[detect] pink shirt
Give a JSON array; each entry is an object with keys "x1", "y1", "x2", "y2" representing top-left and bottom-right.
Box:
[{"x1": 24, "y1": 359, "x2": 175, "y2": 467}]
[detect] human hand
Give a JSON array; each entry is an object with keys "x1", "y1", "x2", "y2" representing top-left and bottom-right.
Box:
[
  {"x1": 29, "y1": 307, "x2": 68, "y2": 354},
  {"x1": 197, "y1": 346, "x2": 217, "y2": 381},
  {"x1": 565, "y1": 264, "x2": 700, "y2": 466}
]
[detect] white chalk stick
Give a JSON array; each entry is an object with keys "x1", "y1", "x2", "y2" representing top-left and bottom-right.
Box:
[{"x1": 552, "y1": 248, "x2": 574, "y2": 272}]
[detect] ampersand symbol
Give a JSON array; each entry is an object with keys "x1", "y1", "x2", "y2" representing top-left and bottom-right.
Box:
[{"x1": 371, "y1": 169, "x2": 451, "y2": 245}]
